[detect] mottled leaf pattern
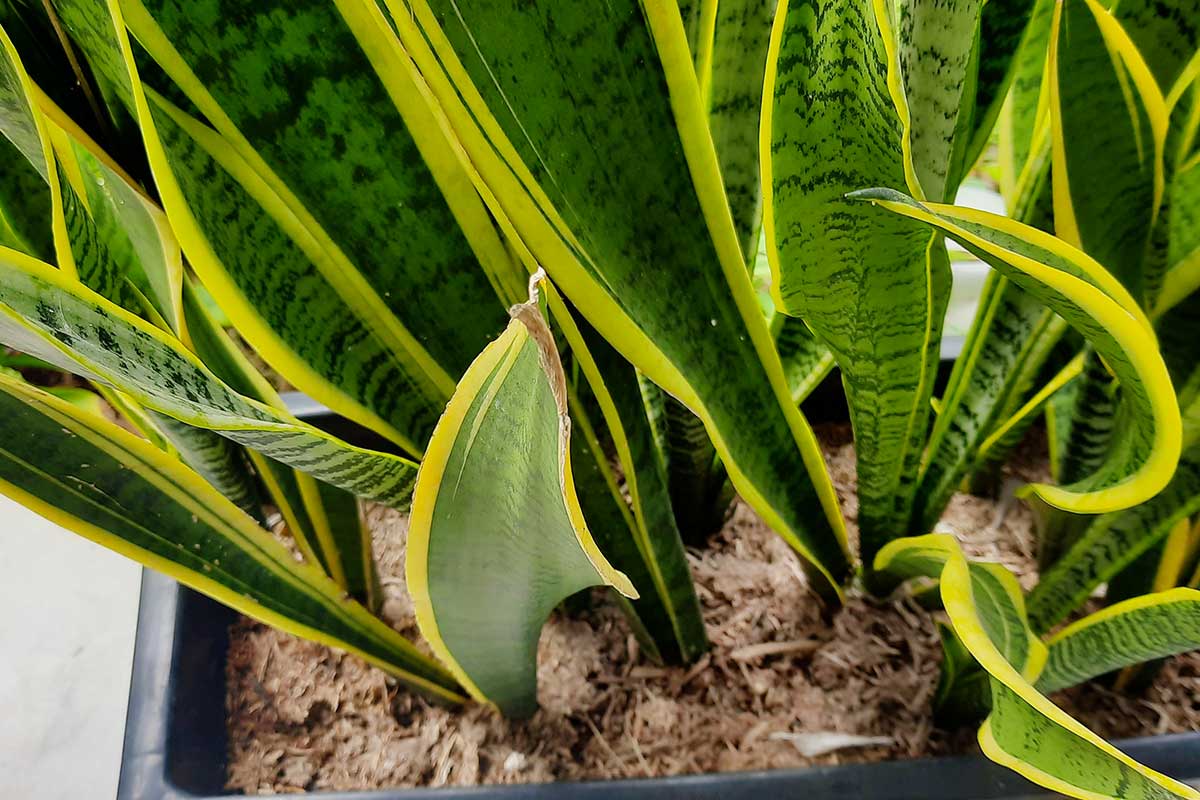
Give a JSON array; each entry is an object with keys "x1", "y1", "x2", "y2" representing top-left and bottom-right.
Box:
[
  {"x1": 707, "y1": 0, "x2": 777, "y2": 258},
  {"x1": 1039, "y1": 588, "x2": 1200, "y2": 694},
  {"x1": 765, "y1": 0, "x2": 948, "y2": 564},
  {"x1": 877, "y1": 535, "x2": 1200, "y2": 800},
  {"x1": 0, "y1": 249, "x2": 421, "y2": 506},
  {"x1": 858, "y1": 190, "x2": 1180, "y2": 515},
  {"x1": 898, "y1": 0, "x2": 988, "y2": 202},
  {"x1": 57, "y1": 0, "x2": 516, "y2": 456}
]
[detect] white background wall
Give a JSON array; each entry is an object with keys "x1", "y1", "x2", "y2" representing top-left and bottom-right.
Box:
[{"x1": 0, "y1": 495, "x2": 140, "y2": 800}]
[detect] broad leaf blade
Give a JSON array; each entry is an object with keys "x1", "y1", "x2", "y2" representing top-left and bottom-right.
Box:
[{"x1": 407, "y1": 284, "x2": 635, "y2": 717}]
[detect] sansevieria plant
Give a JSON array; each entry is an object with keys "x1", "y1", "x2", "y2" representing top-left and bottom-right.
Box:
[{"x1": 0, "y1": 0, "x2": 1198, "y2": 796}]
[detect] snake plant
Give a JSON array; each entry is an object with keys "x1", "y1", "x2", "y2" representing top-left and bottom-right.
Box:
[{"x1": 0, "y1": 0, "x2": 1197, "y2": 796}]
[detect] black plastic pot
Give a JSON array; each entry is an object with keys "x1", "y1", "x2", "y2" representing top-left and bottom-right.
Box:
[
  {"x1": 116, "y1": 571, "x2": 1200, "y2": 800},
  {"x1": 115, "y1": 393, "x2": 1200, "y2": 799}
]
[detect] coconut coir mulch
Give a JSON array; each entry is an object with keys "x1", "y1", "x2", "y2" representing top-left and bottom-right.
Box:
[{"x1": 225, "y1": 425, "x2": 1200, "y2": 793}]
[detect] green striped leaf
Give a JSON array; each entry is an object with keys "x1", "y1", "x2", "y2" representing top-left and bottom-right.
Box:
[
  {"x1": 52, "y1": 112, "x2": 270, "y2": 523},
  {"x1": 180, "y1": 279, "x2": 380, "y2": 605},
  {"x1": 877, "y1": 534, "x2": 1200, "y2": 800},
  {"x1": 1050, "y1": 177, "x2": 1200, "y2": 560},
  {"x1": 1027, "y1": 446, "x2": 1200, "y2": 632},
  {"x1": 1027, "y1": 288, "x2": 1200, "y2": 630},
  {"x1": 0, "y1": 371, "x2": 461, "y2": 701},
  {"x1": 50, "y1": 107, "x2": 184, "y2": 334},
  {"x1": 646, "y1": 386, "x2": 732, "y2": 546},
  {"x1": 974, "y1": 354, "x2": 1084, "y2": 471},
  {"x1": 997, "y1": 0, "x2": 1054, "y2": 205},
  {"x1": 1047, "y1": 0, "x2": 1171, "y2": 488},
  {"x1": 856, "y1": 190, "x2": 1181, "y2": 516},
  {"x1": 1038, "y1": 588, "x2": 1200, "y2": 694},
  {"x1": 1049, "y1": 0, "x2": 1166, "y2": 303},
  {"x1": 115, "y1": 0, "x2": 707, "y2": 641},
  {"x1": 390, "y1": 0, "x2": 853, "y2": 599},
  {"x1": 548, "y1": 289, "x2": 708, "y2": 664},
  {"x1": 898, "y1": 0, "x2": 988, "y2": 202},
  {"x1": 0, "y1": 19, "x2": 274, "y2": 520},
  {"x1": 0, "y1": 73, "x2": 52, "y2": 261},
  {"x1": 1052, "y1": 348, "x2": 1120, "y2": 487},
  {"x1": 764, "y1": 0, "x2": 949, "y2": 565},
  {"x1": 1111, "y1": 0, "x2": 1200, "y2": 101},
  {"x1": 678, "y1": 0, "x2": 714, "y2": 59},
  {"x1": 705, "y1": 0, "x2": 777, "y2": 260},
  {"x1": 0, "y1": 21, "x2": 131, "y2": 301},
  {"x1": 657, "y1": 0, "x2": 782, "y2": 545},
  {"x1": 144, "y1": 410, "x2": 263, "y2": 519},
  {"x1": 962, "y1": 0, "x2": 1043, "y2": 173},
  {"x1": 0, "y1": 247, "x2": 421, "y2": 506},
  {"x1": 407, "y1": 280, "x2": 635, "y2": 718},
  {"x1": 17, "y1": 64, "x2": 385, "y2": 572},
  {"x1": 1048, "y1": 0, "x2": 1169, "y2": 280},
  {"x1": 1158, "y1": 290, "x2": 1200, "y2": 430},
  {"x1": 55, "y1": 0, "x2": 519, "y2": 457},
  {"x1": 1104, "y1": 517, "x2": 1195, "y2": 617},
  {"x1": 911, "y1": 268, "x2": 1067, "y2": 536},
  {"x1": 1047, "y1": 372, "x2": 1079, "y2": 482}
]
